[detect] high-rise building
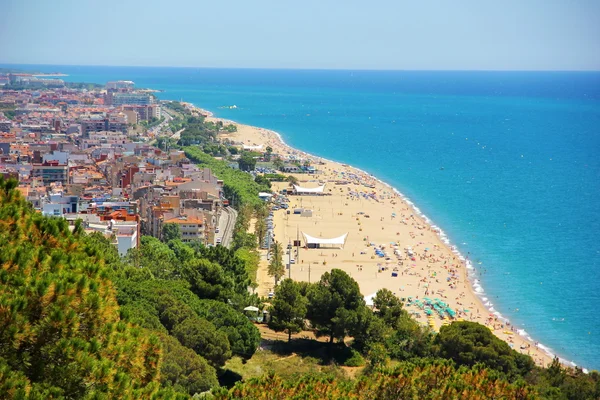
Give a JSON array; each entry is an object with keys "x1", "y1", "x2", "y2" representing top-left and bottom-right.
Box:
[{"x1": 111, "y1": 93, "x2": 154, "y2": 106}]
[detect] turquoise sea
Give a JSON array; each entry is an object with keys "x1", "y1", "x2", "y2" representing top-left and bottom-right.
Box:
[{"x1": 3, "y1": 65, "x2": 599, "y2": 370}]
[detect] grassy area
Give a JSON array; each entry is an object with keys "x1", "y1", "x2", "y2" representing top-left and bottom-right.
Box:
[
  {"x1": 224, "y1": 351, "x2": 324, "y2": 381},
  {"x1": 221, "y1": 329, "x2": 364, "y2": 388},
  {"x1": 224, "y1": 346, "x2": 348, "y2": 383}
]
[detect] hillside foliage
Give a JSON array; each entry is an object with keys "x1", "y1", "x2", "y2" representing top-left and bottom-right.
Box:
[
  {"x1": 0, "y1": 178, "x2": 161, "y2": 399},
  {"x1": 214, "y1": 361, "x2": 539, "y2": 400}
]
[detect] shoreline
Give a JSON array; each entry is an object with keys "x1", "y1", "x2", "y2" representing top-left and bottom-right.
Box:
[{"x1": 184, "y1": 102, "x2": 577, "y2": 370}]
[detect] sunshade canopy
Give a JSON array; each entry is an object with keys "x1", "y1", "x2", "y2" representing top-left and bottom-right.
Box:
[
  {"x1": 294, "y1": 184, "x2": 325, "y2": 194},
  {"x1": 302, "y1": 232, "x2": 348, "y2": 248}
]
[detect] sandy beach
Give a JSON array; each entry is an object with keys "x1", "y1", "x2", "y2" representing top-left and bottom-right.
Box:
[{"x1": 204, "y1": 113, "x2": 556, "y2": 368}]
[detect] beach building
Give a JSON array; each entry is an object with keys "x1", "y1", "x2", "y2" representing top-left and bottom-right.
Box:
[{"x1": 281, "y1": 164, "x2": 302, "y2": 173}]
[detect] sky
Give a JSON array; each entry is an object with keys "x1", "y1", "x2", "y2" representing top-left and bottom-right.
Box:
[{"x1": 1, "y1": 0, "x2": 599, "y2": 70}]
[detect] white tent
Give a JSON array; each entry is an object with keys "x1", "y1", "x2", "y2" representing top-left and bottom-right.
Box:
[
  {"x1": 302, "y1": 232, "x2": 348, "y2": 249},
  {"x1": 293, "y1": 184, "x2": 325, "y2": 194},
  {"x1": 243, "y1": 306, "x2": 260, "y2": 312},
  {"x1": 364, "y1": 293, "x2": 377, "y2": 307}
]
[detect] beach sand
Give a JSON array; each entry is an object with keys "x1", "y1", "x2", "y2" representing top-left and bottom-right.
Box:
[{"x1": 205, "y1": 114, "x2": 555, "y2": 367}]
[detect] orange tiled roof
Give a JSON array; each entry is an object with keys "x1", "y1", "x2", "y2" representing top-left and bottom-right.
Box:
[{"x1": 164, "y1": 216, "x2": 203, "y2": 224}]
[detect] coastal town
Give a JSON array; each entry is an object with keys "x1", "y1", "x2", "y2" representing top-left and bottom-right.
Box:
[
  {"x1": 0, "y1": 73, "x2": 234, "y2": 255},
  {"x1": 0, "y1": 72, "x2": 556, "y2": 368}
]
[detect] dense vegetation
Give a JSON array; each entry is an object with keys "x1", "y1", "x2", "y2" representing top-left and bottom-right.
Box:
[
  {"x1": 78, "y1": 233, "x2": 263, "y2": 397},
  {"x1": 214, "y1": 362, "x2": 539, "y2": 399},
  {"x1": 253, "y1": 273, "x2": 600, "y2": 400},
  {"x1": 162, "y1": 102, "x2": 236, "y2": 146},
  {"x1": 65, "y1": 82, "x2": 104, "y2": 90},
  {"x1": 178, "y1": 116, "x2": 217, "y2": 146},
  {"x1": 163, "y1": 101, "x2": 188, "y2": 114},
  {"x1": 0, "y1": 178, "x2": 162, "y2": 398},
  {"x1": 0, "y1": 177, "x2": 263, "y2": 398},
  {"x1": 117, "y1": 236, "x2": 262, "y2": 357}
]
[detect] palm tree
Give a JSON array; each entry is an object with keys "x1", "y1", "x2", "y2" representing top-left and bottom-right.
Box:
[
  {"x1": 287, "y1": 175, "x2": 298, "y2": 187},
  {"x1": 268, "y1": 241, "x2": 285, "y2": 285}
]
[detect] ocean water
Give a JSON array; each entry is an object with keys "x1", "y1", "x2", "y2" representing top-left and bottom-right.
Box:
[{"x1": 3, "y1": 64, "x2": 600, "y2": 370}]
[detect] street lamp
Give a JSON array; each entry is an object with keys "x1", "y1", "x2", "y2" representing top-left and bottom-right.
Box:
[{"x1": 287, "y1": 242, "x2": 293, "y2": 279}]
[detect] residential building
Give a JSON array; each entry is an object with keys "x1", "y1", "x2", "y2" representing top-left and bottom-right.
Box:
[
  {"x1": 42, "y1": 194, "x2": 79, "y2": 216},
  {"x1": 31, "y1": 161, "x2": 68, "y2": 185},
  {"x1": 163, "y1": 214, "x2": 205, "y2": 243},
  {"x1": 80, "y1": 117, "x2": 127, "y2": 136},
  {"x1": 123, "y1": 104, "x2": 161, "y2": 121}
]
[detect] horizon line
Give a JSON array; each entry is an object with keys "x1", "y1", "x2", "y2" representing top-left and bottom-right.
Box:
[{"x1": 1, "y1": 62, "x2": 599, "y2": 73}]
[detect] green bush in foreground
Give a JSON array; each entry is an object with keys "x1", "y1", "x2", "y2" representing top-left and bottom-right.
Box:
[{"x1": 213, "y1": 361, "x2": 538, "y2": 399}]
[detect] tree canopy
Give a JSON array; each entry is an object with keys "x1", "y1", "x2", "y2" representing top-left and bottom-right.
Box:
[
  {"x1": 162, "y1": 222, "x2": 182, "y2": 242},
  {"x1": 268, "y1": 279, "x2": 308, "y2": 341},
  {"x1": 306, "y1": 269, "x2": 365, "y2": 343},
  {"x1": 238, "y1": 152, "x2": 257, "y2": 172},
  {"x1": 268, "y1": 241, "x2": 285, "y2": 285},
  {"x1": 434, "y1": 321, "x2": 535, "y2": 379}
]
